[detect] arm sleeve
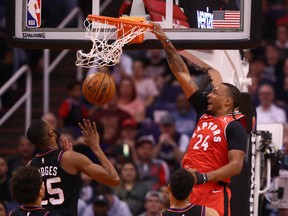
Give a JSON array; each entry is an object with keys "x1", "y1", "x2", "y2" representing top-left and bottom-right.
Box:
[
  {"x1": 188, "y1": 90, "x2": 208, "y2": 120},
  {"x1": 226, "y1": 120, "x2": 248, "y2": 152}
]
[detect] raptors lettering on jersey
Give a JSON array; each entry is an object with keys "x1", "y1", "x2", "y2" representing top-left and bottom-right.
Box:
[{"x1": 192, "y1": 119, "x2": 222, "y2": 144}]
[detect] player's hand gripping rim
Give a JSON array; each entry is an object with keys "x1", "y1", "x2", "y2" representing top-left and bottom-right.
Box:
[
  {"x1": 78, "y1": 119, "x2": 100, "y2": 149},
  {"x1": 151, "y1": 22, "x2": 170, "y2": 44}
]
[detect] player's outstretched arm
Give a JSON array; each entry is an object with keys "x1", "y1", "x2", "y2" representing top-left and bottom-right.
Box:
[
  {"x1": 206, "y1": 207, "x2": 220, "y2": 216},
  {"x1": 151, "y1": 23, "x2": 198, "y2": 98},
  {"x1": 60, "y1": 120, "x2": 120, "y2": 186}
]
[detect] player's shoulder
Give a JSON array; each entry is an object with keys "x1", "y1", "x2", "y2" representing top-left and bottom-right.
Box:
[
  {"x1": 205, "y1": 206, "x2": 220, "y2": 216},
  {"x1": 45, "y1": 211, "x2": 61, "y2": 216},
  {"x1": 227, "y1": 119, "x2": 245, "y2": 131}
]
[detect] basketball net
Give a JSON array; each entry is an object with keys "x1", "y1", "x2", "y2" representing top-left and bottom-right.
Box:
[{"x1": 76, "y1": 16, "x2": 152, "y2": 68}]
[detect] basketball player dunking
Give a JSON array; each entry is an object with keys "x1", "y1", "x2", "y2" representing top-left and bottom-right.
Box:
[
  {"x1": 27, "y1": 119, "x2": 120, "y2": 216},
  {"x1": 152, "y1": 23, "x2": 248, "y2": 216}
]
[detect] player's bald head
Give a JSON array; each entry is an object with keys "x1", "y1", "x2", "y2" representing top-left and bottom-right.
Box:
[
  {"x1": 222, "y1": 83, "x2": 241, "y2": 109},
  {"x1": 26, "y1": 119, "x2": 50, "y2": 148}
]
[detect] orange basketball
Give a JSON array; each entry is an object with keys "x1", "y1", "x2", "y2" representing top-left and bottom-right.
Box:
[{"x1": 82, "y1": 72, "x2": 116, "y2": 106}]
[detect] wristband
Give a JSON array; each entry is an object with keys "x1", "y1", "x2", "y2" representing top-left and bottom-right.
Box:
[
  {"x1": 203, "y1": 173, "x2": 208, "y2": 183},
  {"x1": 161, "y1": 38, "x2": 170, "y2": 44},
  {"x1": 195, "y1": 171, "x2": 208, "y2": 185}
]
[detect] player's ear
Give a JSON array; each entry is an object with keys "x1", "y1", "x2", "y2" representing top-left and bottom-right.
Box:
[
  {"x1": 225, "y1": 97, "x2": 233, "y2": 107},
  {"x1": 167, "y1": 184, "x2": 171, "y2": 192},
  {"x1": 48, "y1": 130, "x2": 54, "y2": 137}
]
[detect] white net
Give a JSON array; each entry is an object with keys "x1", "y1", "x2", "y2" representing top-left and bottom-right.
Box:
[{"x1": 76, "y1": 18, "x2": 151, "y2": 68}]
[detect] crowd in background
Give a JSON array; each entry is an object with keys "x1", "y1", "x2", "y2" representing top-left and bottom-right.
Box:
[{"x1": 1, "y1": 0, "x2": 288, "y2": 216}]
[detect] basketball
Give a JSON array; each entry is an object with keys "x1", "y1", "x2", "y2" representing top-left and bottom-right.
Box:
[{"x1": 82, "y1": 72, "x2": 116, "y2": 106}]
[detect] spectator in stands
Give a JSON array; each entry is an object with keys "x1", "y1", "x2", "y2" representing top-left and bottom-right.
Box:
[
  {"x1": 90, "y1": 195, "x2": 110, "y2": 216},
  {"x1": 263, "y1": 44, "x2": 281, "y2": 84},
  {"x1": 137, "y1": 191, "x2": 164, "y2": 216},
  {"x1": 83, "y1": 184, "x2": 132, "y2": 216},
  {"x1": 135, "y1": 135, "x2": 170, "y2": 190},
  {"x1": 118, "y1": 77, "x2": 146, "y2": 122},
  {"x1": 0, "y1": 201, "x2": 6, "y2": 216},
  {"x1": 247, "y1": 59, "x2": 266, "y2": 104},
  {"x1": 172, "y1": 93, "x2": 196, "y2": 136},
  {"x1": 58, "y1": 81, "x2": 88, "y2": 137},
  {"x1": 261, "y1": 0, "x2": 276, "y2": 43},
  {"x1": 59, "y1": 128, "x2": 75, "y2": 149},
  {"x1": 284, "y1": 58, "x2": 288, "y2": 75},
  {"x1": 0, "y1": 155, "x2": 11, "y2": 203},
  {"x1": 114, "y1": 161, "x2": 149, "y2": 216},
  {"x1": 153, "y1": 113, "x2": 190, "y2": 171},
  {"x1": 256, "y1": 83, "x2": 287, "y2": 124},
  {"x1": 8, "y1": 136, "x2": 35, "y2": 174},
  {"x1": 275, "y1": 25, "x2": 288, "y2": 50},
  {"x1": 145, "y1": 50, "x2": 171, "y2": 91},
  {"x1": 90, "y1": 94, "x2": 131, "y2": 151},
  {"x1": 0, "y1": 35, "x2": 15, "y2": 111},
  {"x1": 112, "y1": 53, "x2": 134, "y2": 83},
  {"x1": 132, "y1": 59, "x2": 159, "y2": 107},
  {"x1": 112, "y1": 118, "x2": 138, "y2": 163},
  {"x1": 159, "y1": 185, "x2": 170, "y2": 211},
  {"x1": 42, "y1": 112, "x2": 58, "y2": 131},
  {"x1": 79, "y1": 173, "x2": 94, "y2": 205}
]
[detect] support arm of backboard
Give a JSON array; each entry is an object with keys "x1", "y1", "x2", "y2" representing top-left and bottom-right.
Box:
[{"x1": 179, "y1": 50, "x2": 251, "y2": 92}]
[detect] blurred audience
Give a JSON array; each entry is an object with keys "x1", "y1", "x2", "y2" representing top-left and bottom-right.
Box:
[
  {"x1": 137, "y1": 191, "x2": 164, "y2": 216},
  {"x1": 159, "y1": 185, "x2": 170, "y2": 211},
  {"x1": 90, "y1": 94, "x2": 131, "y2": 152},
  {"x1": 79, "y1": 173, "x2": 94, "y2": 205},
  {"x1": 172, "y1": 93, "x2": 196, "y2": 136},
  {"x1": 117, "y1": 77, "x2": 146, "y2": 122},
  {"x1": 112, "y1": 118, "x2": 138, "y2": 163},
  {"x1": 83, "y1": 184, "x2": 132, "y2": 216},
  {"x1": 58, "y1": 81, "x2": 88, "y2": 137},
  {"x1": 132, "y1": 59, "x2": 159, "y2": 107},
  {"x1": 41, "y1": 112, "x2": 58, "y2": 130},
  {"x1": 0, "y1": 155, "x2": 11, "y2": 203},
  {"x1": 256, "y1": 83, "x2": 287, "y2": 124},
  {"x1": 154, "y1": 113, "x2": 190, "y2": 172},
  {"x1": 8, "y1": 136, "x2": 35, "y2": 174},
  {"x1": 134, "y1": 135, "x2": 170, "y2": 190},
  {"x1": 114, "y1": 161, "x2": 149, "y2": 215}
]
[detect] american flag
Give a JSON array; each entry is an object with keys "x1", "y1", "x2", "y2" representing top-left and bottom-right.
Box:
[{"x1": 213, "y1": 10, "x2": 240, "y2": 28}]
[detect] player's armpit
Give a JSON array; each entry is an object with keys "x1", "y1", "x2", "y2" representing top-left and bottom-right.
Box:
[
  {"x1": 60, "y1": 151, "x2": 120, "y2": 186},
  {"x1": 206, "y1": 207, "x2": 220, "y2": 216}
]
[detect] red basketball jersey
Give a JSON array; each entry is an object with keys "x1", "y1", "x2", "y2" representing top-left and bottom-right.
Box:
[{"x1": 182, "y1": 113, "x2": 244, "y2": 183}]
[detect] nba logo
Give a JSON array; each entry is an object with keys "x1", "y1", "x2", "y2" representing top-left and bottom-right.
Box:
[{"x1": 26, "y1": 0, "x2": 41, "y2": 28}]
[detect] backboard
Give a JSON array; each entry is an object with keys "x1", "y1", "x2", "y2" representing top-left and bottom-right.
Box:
[{"x1": 6, "y1": 0, "x2": 261, "y2": 50}]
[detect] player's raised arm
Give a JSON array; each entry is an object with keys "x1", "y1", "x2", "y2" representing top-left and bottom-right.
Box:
[
  {"x1": 151, "y1": 23, "x2": 198, "y2": 98},
  {"x1": 61, "y1": 119, "x2": 120, "y2": 186}
]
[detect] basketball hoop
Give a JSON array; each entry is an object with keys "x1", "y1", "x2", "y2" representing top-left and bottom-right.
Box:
[{"x1": 75, "y1": 15, "x2": 153, "y2": 68}]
